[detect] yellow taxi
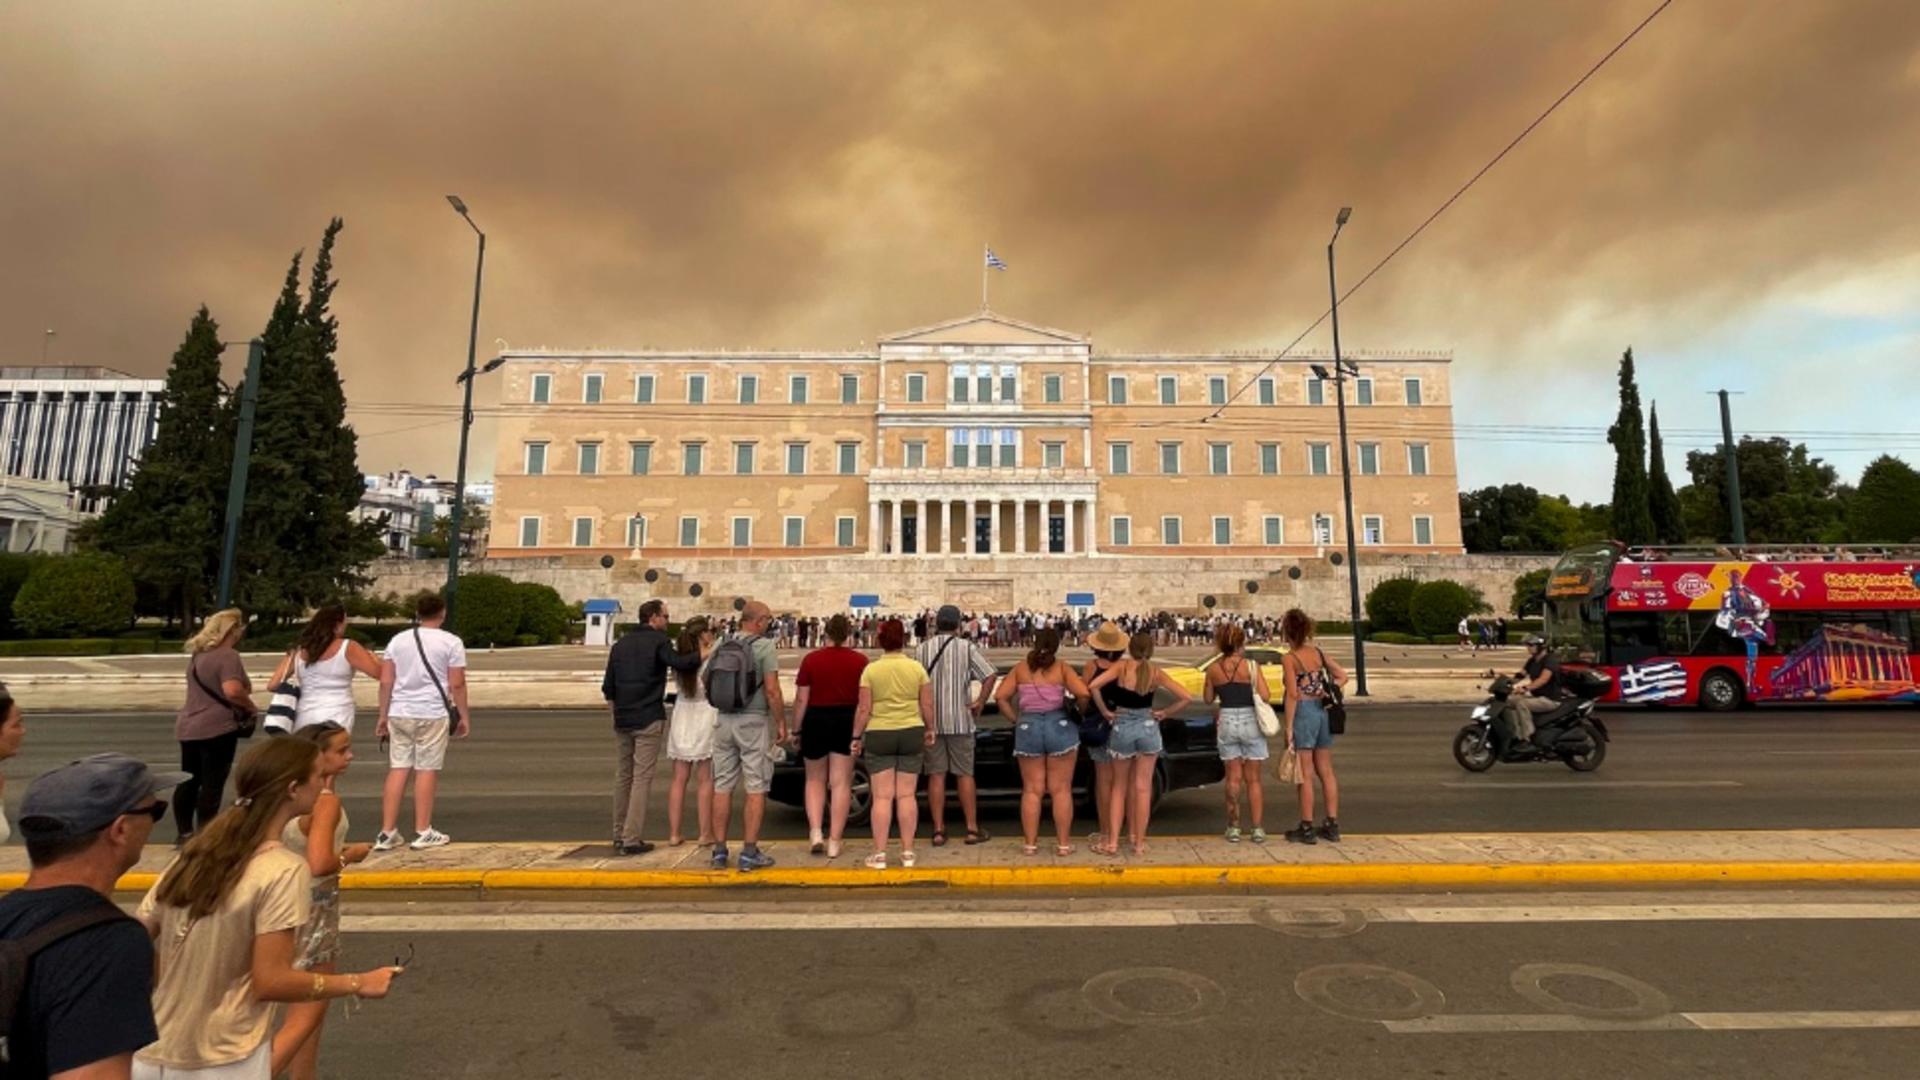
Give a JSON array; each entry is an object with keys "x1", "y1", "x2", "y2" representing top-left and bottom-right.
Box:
[{"x1": 1164, "y1": 643, "x2": 1290, "y2": 706}]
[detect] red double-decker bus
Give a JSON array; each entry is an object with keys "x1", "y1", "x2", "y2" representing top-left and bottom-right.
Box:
[{"x1": 1542, "y1": 542, "x2": 1920, "y2": 710}]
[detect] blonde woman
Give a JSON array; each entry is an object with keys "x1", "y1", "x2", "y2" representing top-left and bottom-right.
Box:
[
  {"x1": 176, "y1": 609, "x2": 259, "y2": 841},
  {"x1": 270, "y1": 723, "x2": 373, "y2": 1080},
  {"x1": 1085, "y1": 633, "x2": 1192, "y2": 855},
  {"x1": 136, "y1": 738, "x2": 399, "y2": 1079}
]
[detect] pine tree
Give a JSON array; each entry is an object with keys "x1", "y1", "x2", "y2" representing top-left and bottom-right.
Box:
[
  {"x1": 80, "y1": 307, "x2": 233, "y2": 623},
  {"x1": 1607, "y1": 348, "x2": 1655, "y2": 544},
  {"x1": 1647, "y1": 401, "x2": 1685, "y2": 543},
  {"x1": 227, "y1": 253, "x2": 308, "y2": 619}
]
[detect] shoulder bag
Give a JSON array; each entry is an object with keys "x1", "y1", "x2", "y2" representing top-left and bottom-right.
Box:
[
  {"x1": 1316, "y1": 647, "x2": 1347, "y2": 735},
  {"x1": 189, "y1": 654, "x2": 256, "y2": 739},
  {"x1": 414, "y1": 627, "x2": 460, "y2": 728},
  {"x1": 264, "y1": 649, "x2": 301, "y2": 736},
  {"x1": 1248, "y1": 661, "x2": 1282, "y2": 738}
]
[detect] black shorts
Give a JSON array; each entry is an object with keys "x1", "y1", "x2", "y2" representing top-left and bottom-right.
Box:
[{"x1": 800, "y1": 704, "x2": 856, "y2": 760}]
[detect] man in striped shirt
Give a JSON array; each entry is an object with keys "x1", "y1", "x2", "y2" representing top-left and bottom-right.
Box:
[{"x1": 916, "y1": 604, "x2": 998, "y2": 846}]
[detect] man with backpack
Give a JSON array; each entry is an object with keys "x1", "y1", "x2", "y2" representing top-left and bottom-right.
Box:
[
  {"x1": 0, "y1": 753, "x2": 186, "y2": 1079},
  {"x1": 706, "y1": 599, "x2": 785, "y2": 871},
  {"x1": 602, "y1": 598, "x2": 703, "y2": 855}
]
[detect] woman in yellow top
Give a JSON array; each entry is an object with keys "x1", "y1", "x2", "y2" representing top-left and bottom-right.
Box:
[{"x1": 851, "y1": 618, "x2": 933, "y2": 870}]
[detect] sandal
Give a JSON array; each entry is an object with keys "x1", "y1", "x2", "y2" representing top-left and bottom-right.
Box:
[
  {"x1": 901, "y1": 851, "x2": 917, "y2": 868},
  {"x1": 1022, "y1": 842, "x2": 1040, "y2": 856},
  {"x1": 667, "y1": 836, "x2": 684, "y2": 847},
  {"x1": 964, "y1": 829, "x2": 992, "y2": 845},
  {"x1": 1091, "y1": 841, "x2": 1119, "y2": 857},
  {"x1": 826, "y1": 839, "x2": 842, "y2": 859},
  {"x1": 1131, "y1": 842, "x2": 1151, "y2": 857},
  {"x1": 931, "y1": 831, "x2": 947, "y2": 848},
  {"x1": 1055, "y1": 843, "x2": 1075, "y2": 857},
  {"x1": 863, "y1": 852, "x2": 888, "y2": 870}
]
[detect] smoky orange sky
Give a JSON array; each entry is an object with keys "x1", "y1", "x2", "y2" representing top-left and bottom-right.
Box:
[{"x1": 4, "y1": 0, "x2": 1918, "y2": 500}]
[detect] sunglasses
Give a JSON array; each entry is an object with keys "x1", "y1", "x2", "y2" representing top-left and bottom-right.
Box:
[{"x1": 125, "y1": 801, "x2": 167, "y2": 823}]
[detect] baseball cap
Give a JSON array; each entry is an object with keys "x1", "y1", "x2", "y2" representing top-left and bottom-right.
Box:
[{"x1": 17, "y1": 753, "x2": 192, "y2": 841}]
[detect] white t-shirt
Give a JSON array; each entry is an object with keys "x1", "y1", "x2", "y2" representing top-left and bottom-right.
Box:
[{"x1": 382, "y1": 626, "x2": 467, "y2": 719}]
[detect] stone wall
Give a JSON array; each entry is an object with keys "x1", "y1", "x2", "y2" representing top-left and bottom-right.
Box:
[{"x1": 371, "y1": 551, "x2": 1553, "y2": 619}]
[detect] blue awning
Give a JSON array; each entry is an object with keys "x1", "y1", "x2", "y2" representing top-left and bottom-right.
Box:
[
  {"x1": 850, "y1": 593, "x2": 881, "y2": 609},
  {"x1": 584, "y1": 599, "x2": 622, "y2": 614},
  {"x1": 1066, "y1": 592, "x2": 1096, "y2": 607}
]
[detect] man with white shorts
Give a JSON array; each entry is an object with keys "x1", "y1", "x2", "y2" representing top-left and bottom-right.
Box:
[{"x1": 374, "y1": 594, "x2": 468, "y2": 851}]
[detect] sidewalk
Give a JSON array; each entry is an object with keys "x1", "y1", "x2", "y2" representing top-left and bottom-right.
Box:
[{"x1": 7, "y1": 829, "x2": 1918, "y2": 893}]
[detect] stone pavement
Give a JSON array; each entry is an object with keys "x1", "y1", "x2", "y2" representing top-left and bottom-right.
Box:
[{"x1": 8, "y1": 829, "x2": 1918, "y2": 892}]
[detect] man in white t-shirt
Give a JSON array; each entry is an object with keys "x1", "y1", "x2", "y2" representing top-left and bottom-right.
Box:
[{"x1": 374, "y1": 594, "x2": 469, "y2": 851}]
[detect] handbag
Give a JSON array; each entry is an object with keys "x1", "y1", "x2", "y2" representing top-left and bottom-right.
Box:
[
  {"x1": 1248, "y1": 661, "x2": 1282, "y2": 738},
  {"x1": 414, "y1": 627, "x2": 460, "y2": 728},
  {"x1": 1272, "y1": 744, "x2": 1300, "y2": 784},
  {"x1": 264, "y1": 650, "x2": 301, "y2": 736},
  {"x1": 1077, "y1": 701, "x2": 1112, "y2": 748},
  {"x1": 189, "y1": 655, "x2": 256, "y2": 739},
  {"x1": 1316, "y1": 647, "x2": 1347, "y2": 735}
]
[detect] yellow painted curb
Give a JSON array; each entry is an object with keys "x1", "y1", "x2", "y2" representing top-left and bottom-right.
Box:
[{"x1": 12, "y1": 861, "x2": 1920, "y2": 894}]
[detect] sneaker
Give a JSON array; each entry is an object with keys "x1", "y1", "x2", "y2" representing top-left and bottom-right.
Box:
[
  {"x1": 1319, "y1": 819, "x2": 1342, "y2": 843},
  {"x1": 710, "y1": 845, "x2": 730, "y2": 870},
  {"x1": 409, "y1": 828, "x2": 451, "y2": 850},
  {"x1": 1284, "y1": 820, "x2": 1318, "y2": 845},
  {"x1": 737, "y1": 848, "x2": 775, "y2": 873},
  {"x1": 1225, "y1": 827, "x2": 1242, "y2": 843},
  {"x1": 1250, "y1": 827, "x2": 1267, "y2": 844},
  {"x1": 372, "y1": 830, "x2": 404, "y2": 853},
  {"x1": 617, "y1": 841, "x2": 655, "y2": 856}
]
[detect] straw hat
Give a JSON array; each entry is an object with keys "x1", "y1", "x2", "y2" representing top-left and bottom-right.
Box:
[{"x1": 1086, "y1": 621, "x2": 1128, "y2": 652}]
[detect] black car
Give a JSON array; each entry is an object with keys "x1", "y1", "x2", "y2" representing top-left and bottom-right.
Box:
[{"x1": 768, "y1": 680, "x2": 1224, "y2": 826}]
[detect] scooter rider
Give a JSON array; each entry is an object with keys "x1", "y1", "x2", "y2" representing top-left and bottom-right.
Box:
[{"x1": 1502, "y1": 635, "x2": 1567, "y2": 754}]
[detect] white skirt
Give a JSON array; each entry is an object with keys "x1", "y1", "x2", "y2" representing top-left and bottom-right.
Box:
[
  {"x1": 135, "y1": 1040, "x2": 270, "y2": 1080},
  {"x1": 667, "y1": 698, "x2": 718, "y2": 761},
  {"x1": 294, "y1": 699, "x2": 357, "y2": 735}
]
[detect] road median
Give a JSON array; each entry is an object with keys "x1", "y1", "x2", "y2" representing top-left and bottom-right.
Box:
[{"x1": 7, "y1": 829, "x2": 1918, "y2": 893}]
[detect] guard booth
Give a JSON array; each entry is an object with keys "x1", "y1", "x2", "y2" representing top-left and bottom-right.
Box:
[
  {"x1": 1066, "y1": 591, "x2": 1096, "y2": 627},
  {"x1": 583, "y1": 598, "x2": 622, "y2": 646}
]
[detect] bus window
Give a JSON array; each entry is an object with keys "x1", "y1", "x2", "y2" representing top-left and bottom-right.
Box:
[
  {"x1": 1660, "y1": 613, "x2": 1693, "y2": 656},
  {"x1": 1606, "y1": 613, "x2": 1662, "y2": 664}
]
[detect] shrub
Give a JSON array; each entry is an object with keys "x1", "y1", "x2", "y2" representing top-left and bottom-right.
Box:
[
  {"x1": 1369, "y1": 631, "x2": 1437, "y2": 646},
  {"x1": 1364, "y1": 577, "x2": 1420, "y2": 635},
  {"x1": 512, "y1": 633, "x2": 542, "y2": 647},
  {"x1": 513, "y1": 582, "x2": 571, "y2": 644},
  {"x1": 450, "y1": 573, "x2": 522, "y2": 647},
  {"x1": 0, "y1": 553, "x2": 42, "y2": 638},
  {"x1": 12, "y1": 553, "x2": 137, "y2": 638},
  {"x1": 1509, "y1": 568, "x2": 1550, "y2": 618},
  {"x1": 1407, "y1": 579, "x2": 1491, "y2": 639}
]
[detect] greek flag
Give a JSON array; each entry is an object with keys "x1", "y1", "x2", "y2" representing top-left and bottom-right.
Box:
[
  {"x1": 985, "y1": 246, "x2": 1008, "y2": 271},
  {"x1": 1618, "y1": 660, "x2": 1688, "y2": 703}
]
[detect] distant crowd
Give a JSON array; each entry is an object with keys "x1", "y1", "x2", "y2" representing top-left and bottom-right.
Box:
[{"x1": 711, "y1": 609, "x2": 1291, "y2": 650}]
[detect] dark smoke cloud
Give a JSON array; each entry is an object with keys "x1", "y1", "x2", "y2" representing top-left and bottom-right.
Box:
[{"x1": 3, "y1": 0, "x2": 1916, "y2": 484}]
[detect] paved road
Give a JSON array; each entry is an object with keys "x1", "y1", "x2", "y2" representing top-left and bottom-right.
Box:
[
  {"x1": 309, "y1": 890, "x2": 1920, "y2": 1078},
  {"x1": 13, "y1": 706, "x2": 1919, "y2": 842}
]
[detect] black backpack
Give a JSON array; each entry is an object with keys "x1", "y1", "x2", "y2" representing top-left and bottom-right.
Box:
[
  {"x1": 703, "y1": 634, "x2": 763, "y2": 712},
  {"x1": 0, "y1": 902, "x2": 133, "y2": 1068}
]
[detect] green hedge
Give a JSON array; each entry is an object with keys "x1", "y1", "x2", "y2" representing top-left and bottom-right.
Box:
[
  {"x1": 513, "y1": 582, "x2": 571, "y2": 644},
  {"x1": 13, "y1": 553, "x2": 137, "y2": 638},
  {"x1": 1364, "y1": 578, "x2": 1420, "y2": 635},
  {"x1": 0, "y1": 637, "x2": 163, "y2": 657},
  {"x1": 1369, "y1": 631, "x2": 1440, "y2": 646}
]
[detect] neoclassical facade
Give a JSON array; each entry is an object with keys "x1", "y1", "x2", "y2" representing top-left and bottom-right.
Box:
[{"x1": 488, "y1": 312, "x2": 1463, "y2": 560}]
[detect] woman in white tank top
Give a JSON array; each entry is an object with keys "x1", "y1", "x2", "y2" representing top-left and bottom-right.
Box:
[{"x1": 270, "y1": 604, "x2": 383, "y2": 734}]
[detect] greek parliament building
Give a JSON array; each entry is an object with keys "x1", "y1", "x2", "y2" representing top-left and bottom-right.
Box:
[{"x1": 484, "y1": 312, "x2": 1465, "y2": 613}]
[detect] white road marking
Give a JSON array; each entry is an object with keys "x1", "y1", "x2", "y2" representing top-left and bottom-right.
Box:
[
  {"x1": 1439, "y1": 780, "x2": 1743, "y2": 789},
  {"x1": 340, "y1": 902, "x2": 1920, "y2": 934},
  {"x1": 1764, "y1": 749, "x2": 1920, "y2": 756},
  {"x1": 1385, "y1": 1011, "x2": 1920, "y2": 1034}
]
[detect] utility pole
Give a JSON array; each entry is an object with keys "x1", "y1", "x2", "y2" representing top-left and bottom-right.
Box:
[
  {"x1": 215, "y1": 338, "x2": 266, "y2": 609},
  {"x1": 1327, "y1": 207, "x2": 1367, "y2": 696},
  {"x1": 1717, "y1": 389, "x2": 1746, "y2": 545},
  {"x1": 444, "y1": 196, "x2": 486, "y2": 626}
]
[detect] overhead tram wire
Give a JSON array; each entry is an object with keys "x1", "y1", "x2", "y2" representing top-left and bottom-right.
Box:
[{"x1": 1205, "y1": 0, "x2": 1680, "y2": 421}]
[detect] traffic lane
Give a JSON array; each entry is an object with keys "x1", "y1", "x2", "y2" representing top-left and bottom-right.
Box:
[
  {"x1": 317, "y1": 914, "x2": 1920, "y2": 1079},
  {"x1": 14, "y1": 707, "x2": 1920, "y2": 842}
]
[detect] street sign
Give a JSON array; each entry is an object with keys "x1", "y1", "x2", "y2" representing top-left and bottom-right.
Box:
[
  {"x1": 850, "y1": 593, "x2": 881, "y2": 609},
  {"x1": 1066, "y1": 592, "x2": 1095, "y2": 607}
]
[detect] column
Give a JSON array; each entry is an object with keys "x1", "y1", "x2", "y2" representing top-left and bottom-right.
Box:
[
  {"x1": 1015, "y1": 497, "x2": 1028, "y2": 556},
  {"x1": 868, "y1": 498, "x2": 882, "y2": 555},
  {"x1": 891, "y1": 499, "x2": 904, "y2": 556},
  {"x1": 990, "y1": 497, "x2": 1003, "y2": 555},
  {"x1": 1084, "y1": 497, "x2": 1098, "y2": 556},
  {"x1": 1065, "y1": 499, "x2": 1078, "y2": 556},
  {"x1": 924, "y1": 498, "x2": 940, "y2": 556}
]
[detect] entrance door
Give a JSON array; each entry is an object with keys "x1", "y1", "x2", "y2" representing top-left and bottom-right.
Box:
[
  {"x1": 1048, "y1": 515, "x2": 1066, "y2": 554},
  {"x1": 902, "y1": 517, "x2": 918, "y2": 555},
  {"x1": 975, "y1": 515, "x2": 993, "y2": 554}
]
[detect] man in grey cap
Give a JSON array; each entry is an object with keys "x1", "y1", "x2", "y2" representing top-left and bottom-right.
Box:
[
  {"x1": 914, "y1": 604, "x2": 998, "y2": 846},
  {"x1": 0, "y1": 753, "x2": 186, "y2": 1079}
]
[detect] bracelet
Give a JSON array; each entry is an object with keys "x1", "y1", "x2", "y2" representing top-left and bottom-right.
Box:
[
  {"x1": 311, "y1": 973, "x2": 327, "y2": 1000},
  {"x1": 349, "y1": 973, "x2": 363, "y2": 996}
]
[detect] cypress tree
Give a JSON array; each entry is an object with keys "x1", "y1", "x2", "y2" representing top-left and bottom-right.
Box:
[
  {"x1": 1647, "y1": 402, "x2": 1684, "y2": 543},
  {"x1": 228, "y1": 253, "x2": 308, "y2": 619},
  {"x1": 1607, "y1": 348, "x2": 1655, "y2": 544},
  {"x1": 80, "y1": 306, "x2": 232, "y2": 623}
]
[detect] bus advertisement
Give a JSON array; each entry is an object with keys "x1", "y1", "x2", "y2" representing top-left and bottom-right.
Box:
[{"x1": 1542, "y1": 542, "x2": 1920, "y2": 710}]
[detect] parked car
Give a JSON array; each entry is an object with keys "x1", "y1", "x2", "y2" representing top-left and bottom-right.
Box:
[{"x1": 767, "y1": 675, "x2": 1224, "y2": 827}]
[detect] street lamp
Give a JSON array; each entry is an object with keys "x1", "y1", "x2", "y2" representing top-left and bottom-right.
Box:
[
  {"x1": 1327, "y1": 207, "x2": 1368, "y2": 696},
  {"x1": 443, "y1": 195, "x2": 487, "y2": 625}
]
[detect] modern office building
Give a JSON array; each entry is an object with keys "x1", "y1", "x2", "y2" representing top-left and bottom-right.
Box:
[
  {"x1": 488, "y1": 311, "x2": 1464, "y2": 561},
  {"x1": 0, "y1": 366, "x2": 165, "y2": 511}
]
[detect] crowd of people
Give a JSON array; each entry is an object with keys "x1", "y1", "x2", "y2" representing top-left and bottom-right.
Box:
[{"x1": 707, "y1": 608, "x2": 1293, "y2": 651}]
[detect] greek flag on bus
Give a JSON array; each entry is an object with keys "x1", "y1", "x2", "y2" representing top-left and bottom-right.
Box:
[
  {"x1": 1618, "y1": 660, "x2": 1688, "y2": 703},
  {"x1": 984, "y1": 246, "x2": 1008, "y2": 271}
]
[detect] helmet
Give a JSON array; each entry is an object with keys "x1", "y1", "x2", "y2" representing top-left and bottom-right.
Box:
[{"x1": 1523, "y1": 634, "x2": 1546, "y2": 649}]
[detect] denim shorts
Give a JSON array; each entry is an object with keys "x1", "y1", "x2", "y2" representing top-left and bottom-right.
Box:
[
  {"x1": 1014, "y1": 709, "x2": 1078, "y2": 757},
  {"x1": 1107, "y1": 708, "x2": 1164, "y2": 759},
  {"x1": 1292, "y1": 697, "x2": 1335, "y2": 751},
  {"x1": 1085, "y1": 741, "x2": 1114, "y2": 765},
  {"x1": 1216, "y1": 706, "x2": 1269, "y2": 762}
]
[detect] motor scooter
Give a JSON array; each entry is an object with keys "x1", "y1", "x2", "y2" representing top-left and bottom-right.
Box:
[{"x1": 1452, "y1": 669, "x2": 1612, "y2": 772}]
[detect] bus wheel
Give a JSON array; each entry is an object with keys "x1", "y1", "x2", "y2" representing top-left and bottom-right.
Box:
[{"x1": 1699, "y1": 669, "x2": 1744, "y2": 712}]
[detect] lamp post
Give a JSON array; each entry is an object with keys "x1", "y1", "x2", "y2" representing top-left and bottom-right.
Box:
[
  {"x1": 215, "y1": 338, "x2": 266, "y2": 609},
  {"x1": 1326, "y1": 207, "x2": 1368, "y2": 696},
  {"x1": 443, "y1": 195, "x2": 486, "y2": 625}
]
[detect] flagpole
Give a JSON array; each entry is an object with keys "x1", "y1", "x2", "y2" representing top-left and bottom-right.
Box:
[{"x1": 981, "y1": 244, "x2": 989, "y2": 311}]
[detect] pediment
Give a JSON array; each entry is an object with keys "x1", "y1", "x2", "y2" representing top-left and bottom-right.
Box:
[{"x1": 880, "y1": 312, "x2": 1087, "y2": 347}]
